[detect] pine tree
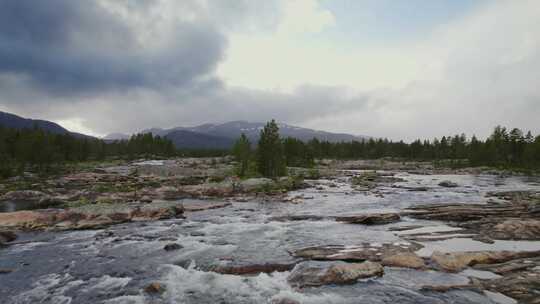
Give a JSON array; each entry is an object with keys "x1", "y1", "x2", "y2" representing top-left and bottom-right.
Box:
[
  {"x1": 233, "y1": 133, "x2": 251, "y2": 177},
  {"x1": 257, "y1": 120, "x2": 286, "y2": 178}
]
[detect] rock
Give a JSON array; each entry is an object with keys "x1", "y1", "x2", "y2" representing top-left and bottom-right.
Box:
[
  {"x1": 139, "y1": 195, "x2": 153, "y2": 203},
  {"x1": 144, "y1": 282, "x2": 165, "y2": 294},
  {"x1": 239, "y1": 178, "x2": 274, "y2": 192},
  {"x1": 0, "y1": 190, "x2": 49, "y2": 202},
  {"x1": 292, "y1": 243, "x2": 423, "y2": 262},
  {"x1": 183, "y1": 201, "x2": 231, "y2": 212},
  {"x1": 155, "y1": 186, "x2": 182, "y2": 200},
  {"x1": 381, "y1": 252, "x2": 426, "y2": 269},
  {"x1": 491, "y1": 220, "x2": 540, "y2": 240},
  {"x1": 211, "y1": 262, "x2": 296, "y2": 275},
  {"x1": 271, "y1": 298, "x2": 300, "y2": 304},
  {"x1": 335, "y1": 213, "x2": 400, "y2": 225},
  {"x1": 0, "y1": 230, "x2": 17, "y2": 245},
  {"x1": 0, "y1": 202, "x2": 184, "y2": 231},
  {"x1": 287, "y1": 261, "x2": 383, "y2": 287},
  {"x1": 431, "y1": 250, "x2": 540, "y2": 272},
  {"x1": 163, "y1": 243, "x2": 183, "y2": 251},
  {"x1": 269, "y1": 215, "x2": 326, "y2": 222},
  {"x1": 36, "y1": 197, "x2": 66, "y2": 209},
  {"x1": 438, "y1": 180, "x2": 458, "y2": 188}
]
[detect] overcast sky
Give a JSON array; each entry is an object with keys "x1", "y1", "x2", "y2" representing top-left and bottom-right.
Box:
[{"x1": 0, "y1": 0, "x2": 539, "y2": 141}]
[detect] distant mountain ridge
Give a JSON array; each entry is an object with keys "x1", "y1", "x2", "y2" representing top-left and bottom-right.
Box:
[
  {"x1": 106, "y1": 120, "x2": 369, "y2": 149},
  {"x1": 0, "y1": 111, "x2": 70, "y2": 134},
  {"x1": 0, "y1": 111, "x2": 93, "y2": 138}
]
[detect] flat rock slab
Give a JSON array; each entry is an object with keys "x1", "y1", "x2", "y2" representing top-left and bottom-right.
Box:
[
  {"x1": 210, "y1": 262, "x2": 297, "y2": 275},
  {"x1": 431, "y1": 250, "x2": 540, "y2": 272},
  {"x1": 287, "y1": 261, "x2": 383, "y2": 287},
  {"x1": 381, "y1": 252, "x2": 426, "y2": 269},
  {"x1": 0, "y1": 201, "x2": 184, "y2": 231},
  {"x1": 292, "y1": 242, "x2": 423, "y2": 262},
  {"x1": 183, "y1": 201, "x2": 232, "y2": 212},
  {"x1": 335, "y1": 213, "x2": 400, "y2": 225}
]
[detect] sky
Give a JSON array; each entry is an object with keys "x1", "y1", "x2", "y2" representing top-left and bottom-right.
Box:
[{"x1": 0, "y1": 0, "x2": 539, "y2": 141}]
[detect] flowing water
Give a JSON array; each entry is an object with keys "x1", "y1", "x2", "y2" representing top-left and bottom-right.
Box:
[{"x1": 1, "y1": 172, "x2": 540, "y2": 303}]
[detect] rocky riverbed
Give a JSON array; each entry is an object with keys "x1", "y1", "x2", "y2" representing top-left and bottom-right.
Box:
[{"x1": 1, "y1": 158, "x2": 540, "y2": 303}]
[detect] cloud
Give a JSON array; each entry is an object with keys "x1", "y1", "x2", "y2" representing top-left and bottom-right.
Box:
[
  {"x1": 0, "y1": 0, "x2": 225, "y2": 95},
  {"x1": 0, "y1": 0, "x2": 539, "y2": 141}
]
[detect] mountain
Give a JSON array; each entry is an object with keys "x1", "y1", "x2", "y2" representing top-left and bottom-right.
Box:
[
  {"x1": 185, "y1": 121, "x2": 368, "y2": 143},
  {"x1": 0, "y1": 111, "x2": 94, "y2": 139},
  {"x1": 0, "y1": 111, "x2": 70, "y2": 134},
  {"x1": 103, "y1": 133, "x2": 131, "y2": 140},
  {"x1": 141, "y1": 121, "x2": 368, "y2": 149},
  {"x1": 164, "y1": 130, "x2": 234, "y2": 150}
]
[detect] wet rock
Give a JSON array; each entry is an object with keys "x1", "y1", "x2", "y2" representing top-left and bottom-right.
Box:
[
  {"x1": 239, "y1": 178, "x2": 274, "y2": 192},
  {"x1": 388, "y1": 225, "x2": 424, "y2": 232},
  {"x1": 139, "y1": 195, "x2": 152, "y2": 203},
  {"x1": 474, "y1": 257, "x2": 540, "y2": 275},
  {"x1": 431, "y1": 250, "x2": 540, "y2": 272},
  {"x1": 0, "y1": 268, "x2": 14, "y2": 274},
  {"x1": 189, "y1": 231, "x2": 205, "y2": 237},
  {"x1": 381, "y1": 252, "x2": 426, "y2": 269},
  {"x1": 287, "y1": 261, "x2": 383, "y2": 287},
  {"x1": 479, "y1": 271, "x2": 539, "y2": 303},
  {"x1": 491, "y1": 220, "x2": 540, "y2": 240},
  {"x1": 0, "y1": 202, "x2": 184, "y2": 230},
  {"x1": 269, "y1": 215, "x2": 326, "y2": 222},
  {"x1": 155, "y1": 186, "x2": 182, "y2": 200},
  {"x1": 335, "y1": 213, "x2": 400, "y2": 225},
  {"x1": 292, "y1": 243, "x2": 422, "y2": 262},
  {"x1": 144, "y1": 282, "x2": 165, "y2": 294},
  {"x1": 183, "y1": 201, "x2": 231, "y2": 212},
  {"x1": 271, "y1": 298, "x2": 300, "y2": 304},
  {"x1": 0, "y1": 190, "x2": 49, "y2": 202},
  {"x1": 0, "y1": 230, "x2": 17, "y2": 245},
  {"x1": 211, "y1": 262, "x2": 296, "y2": 275},
  {"x1": 163, "y1": 243, "x2": 183, "y2": 251},
  {"x1": 438, "y1": 181, "x2": 459, "y2": 188},
  {"x1": 36, "y1": 197, "x2": 67, "y2": 209}
]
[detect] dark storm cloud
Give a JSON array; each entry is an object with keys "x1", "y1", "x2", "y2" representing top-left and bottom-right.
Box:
[{"x1": 0, "y1": 0, "x2": 225, "y2": 94}]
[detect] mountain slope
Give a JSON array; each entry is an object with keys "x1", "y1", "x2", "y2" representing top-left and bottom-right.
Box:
[
  {"x1": 0, "y1": 111, "x2": 95, "y2": 139},
  {"x1": 164, "y1": 130, "x2": 234, "y2": 149},
  {"x1": 140, "y1": 121, "x2": 368, "y2": 149},
  {"x1": 186, "y1": 121, "x2": 368, "y2": 143},
  {"x1": 0, "y1": 111, "x2": 70, "y2": 134}
]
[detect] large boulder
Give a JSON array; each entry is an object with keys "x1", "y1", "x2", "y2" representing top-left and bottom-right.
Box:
[
  {"x1": 431, "y1": 250, "x2": 540, "y2": 272},
  {"x1": 287, "y1": 261, "x2": 383, "y2": 287},
  {"x1": 335, "y1": 213, "x2": 400, "y2": 225}
]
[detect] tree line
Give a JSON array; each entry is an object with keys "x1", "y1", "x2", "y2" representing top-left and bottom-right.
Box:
[
  {"x1": 0, "y1": 126, "x2": 177, "y2": 178},
  {"x1": 234, "y1": 123, "x2": 540, "y2": 178},
  {"x1": 305, "y1": 126, "x2": 540, "y2": 169}
]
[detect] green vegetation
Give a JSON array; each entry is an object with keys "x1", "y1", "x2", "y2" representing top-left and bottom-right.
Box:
[
  {"x1": 232, "y1": 133, "x2": 251, "y2": 177},
  {"x1": 256, "y1": 120, "x2": 287, "y2": 178},
  {"x1": 0, "y1": 126, "x2": 176, "y2": 178},
  {"x1": 305, "y1": 126, "x2": 540, "y2": 171}
]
